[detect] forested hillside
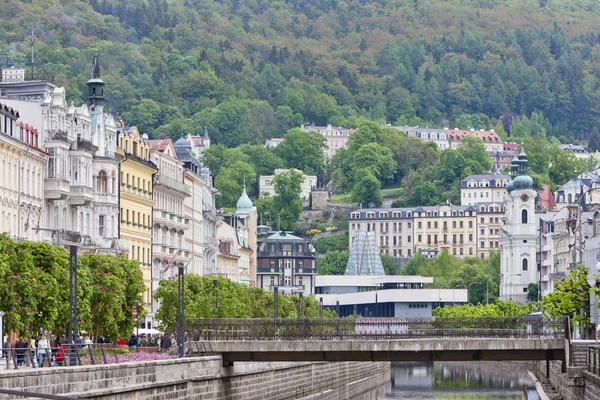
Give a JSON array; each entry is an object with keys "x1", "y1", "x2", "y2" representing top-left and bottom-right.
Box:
[{"x1": 2, "y1": 0, "x2": 600, "y2": 144}]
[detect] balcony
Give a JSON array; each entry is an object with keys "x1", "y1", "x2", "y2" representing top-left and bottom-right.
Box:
[
  {"x1": 94, "y1": 192, "x2": 118, "y2": 205},
  {"x1": 44, "y1": 178, "x2": 71, "y2": 200},
  {"x1": 46, "y1": 129, "x2": 72, "y2": 143},
  {"x1": 152, "y1": 243, "x2": 189, "y2": 261},
  {"x1": 154, "y1": 210, "x2": 189, "y2": 229},
  {"x1": 74, "y1": 138, "x2": 99, "y2": 153},
  {"x1": 155, "y1": 174, "x2": 190, "y2": 196},
  {"x1": 69, "y1": 185, "x2": 94, "y2": 205}
]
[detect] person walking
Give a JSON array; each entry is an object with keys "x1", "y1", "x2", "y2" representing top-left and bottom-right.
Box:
[
  {"x1": 15, "y1": 337, "x2": 27, "y2": 366},
  {"x1": 29, "y1": 337, "x2": 37, "y2": 367},
  {"x1": 37, "y1": 334, "x2": 51, "y2": 367},
  {"x1": 128, "y1": 334, "x2": 137, "y2": 350}
]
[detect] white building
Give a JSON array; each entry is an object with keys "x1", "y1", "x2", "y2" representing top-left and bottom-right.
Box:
[
  {"x1": 186, "y1": 127, "x2": 210, "y2": 159},
  {"x1": 174, "y1": 136, "x2": 219, "y2": 276},
  {"x1": 0, "y1": 52, "x2": 122, "y2": 252},
  {"x1": 149, "y1": 138, "x2": 191, "y2": 315},
  {"x1": 500, "y1": 148, "x2": 538, "y2": 303},
  {"x1": 259, "y1": 168, "x2": 316, "y2": 201},
  {"x1": 315, "y1": 275, "x2": 467, "y2": 317}
]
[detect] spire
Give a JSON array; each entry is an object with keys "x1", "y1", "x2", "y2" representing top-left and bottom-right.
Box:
[
  {"x1": 91, "y1": 49, "x2": 101, "y2": 80},
  {"x1": 203, "y1": 126, "x2": 210, "y2": 141}
]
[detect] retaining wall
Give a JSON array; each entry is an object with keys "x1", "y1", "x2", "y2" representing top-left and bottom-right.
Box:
[{"x1": 0, "y1": 357, "x2": 390, "y2": 400}]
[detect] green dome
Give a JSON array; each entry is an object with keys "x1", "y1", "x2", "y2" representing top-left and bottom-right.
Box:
[
  {"x1": 506, "y1": 180, "x2": 514, "y2": 193},
  {"x1": 236, "y1": 187, "x2": 253, "y2": 214},
  {"x1": 513, "y1": 175, "x2": 533, "y2": 190}
]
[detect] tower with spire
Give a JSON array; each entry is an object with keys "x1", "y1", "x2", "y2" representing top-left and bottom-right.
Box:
[{"x1": 500, "y1": 146, "x2": 538, "y2": 303}]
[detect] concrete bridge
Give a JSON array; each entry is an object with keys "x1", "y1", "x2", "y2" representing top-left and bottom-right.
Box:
[{"x1": 182, "y1": 317, "x2": 570, "y2": 367}]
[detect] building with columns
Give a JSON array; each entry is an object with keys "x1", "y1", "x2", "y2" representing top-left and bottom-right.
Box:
[
  {"x1": 117, "y1": 126, "x2": 157, "y2": 319},
  {"x1": 0, "y1": 52, "x2": 122, "y2": 251},
  {"x1": 0, "y1": 104, "x2": 47, "y2": 241},
  {"x1": 500, "y1": 150, "x2": 538, "y2": 303},
  {"x1": 148, "y1": 138, "x2": 191, "y2": 321}
]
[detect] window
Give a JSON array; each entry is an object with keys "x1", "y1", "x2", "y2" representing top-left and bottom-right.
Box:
[
  {"x1": 99, "y1": 215, "x2": 105, "y2": 237},
  {"x1": 480, "y1": 217, "x2": 484, "y2": 223},
  {"x1": 522, "y1": 258, "x2": 528, "y2": 271},
  {"x1": 427, "y1": 222, "x2": 431, "y2": 229},
  {"x1": 282, "y1": 244, "x2": 292, "y2": 255},
  {"x1": 468, "y1": 221, "x2": 473, "y2": 228},
  {"x1": 434, "y1": 222, "x2": 438, "y2": 229},
  {"x1": 270, "y1": 276, "x2": 275, "y2": 287},
  {"x1": 459, "y1": 248, "x2": 463, "y2": 255},
  {"x1": 418, "y1": 222, "x2": 422, "y2": 229},
  {"x1": 522, "y1": 209, "x2": 528, "y2": 224},
  {"x1": 98, "y1": 171, "x2": 108, "y2": 193},
  {"x1": 418, "y1": 235, "x2": 422, "y2": 243},
  {"x1": 460, "y1": 221, "x2": 463, "y2": 228},
  {"x1": 523, "y1": 287, "x2": 528, "y2": 293},
  {"x1": 480, "y1": 241, "x2": 484, "y2": 248},
  {"x1": 469, "y1": 234, "x2": 473, "y2": 241},
  {"x1": 408, "y1": 236, "x2": 411, "y2": 243}
]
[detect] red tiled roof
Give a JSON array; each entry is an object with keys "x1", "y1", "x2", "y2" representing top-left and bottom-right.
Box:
[
  {"x1": 447, "y1": 129, "x2": 502, "y2": 143},
  {"x1": 148, "y1": 138, "x2": 173, "y2": 151}
]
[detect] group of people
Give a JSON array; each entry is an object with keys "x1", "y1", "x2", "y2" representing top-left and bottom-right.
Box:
[{"x1": 2, "y1": 333, "x2": 94, "y2": 367}]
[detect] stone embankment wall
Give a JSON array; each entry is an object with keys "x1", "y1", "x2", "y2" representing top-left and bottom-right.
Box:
[{"x1": 0, "y1": 357, "x2": 390, "y2": 400}]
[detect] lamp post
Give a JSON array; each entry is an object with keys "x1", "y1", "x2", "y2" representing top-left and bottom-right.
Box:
[
  {"x1": 68, "y1": 245, "x2": 78, "y2": 367},
  {"x1": 213, "y1": 279, "x2": 218, "y2": 318},
  {"x1": 176, "y1": 266, "x2": 185, "y2": 358},
  {"x1": 0, "y1": 311, "x2": 4, "y2": 359},
  {"x1": 468, "y1": 282, "x2": 483, "y2": 305},
  {"x1": 454, "y1": 285, "x2": 466, "y2": 306},
  {"x1": 274, "y1": 287, "x2": 279, "y2": 319},
  {"x1": 319, "y1": 297, "x2": 323, "y2": 318},
  {"x1": 505, "y1": 273, "x2": 522, "y2": 301}
]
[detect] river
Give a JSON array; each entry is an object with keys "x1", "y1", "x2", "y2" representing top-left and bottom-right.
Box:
[{"x1": 350, "y1": 362, "x2": 539, "y2": 400}]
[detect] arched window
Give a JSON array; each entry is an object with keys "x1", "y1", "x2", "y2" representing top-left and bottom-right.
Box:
[
  {"x1": 98, "y1": 170, "x2": 108, "y2": 193},
  {"x1": 522, "y1": 258, "x2": 528, "y2": 271},
  {"x1": 521, "y1": 209, "x2": 528, "y2": 224}
]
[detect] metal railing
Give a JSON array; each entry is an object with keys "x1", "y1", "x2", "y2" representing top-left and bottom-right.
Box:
[
  {"x1": 589, "y1": 347, "x2": 600, "y2": 374},
  {"x1": 1, "y1": 343, "x2": 146, "y2": 370},
  {"x1": 181, "y1": 317, "x2": 568, "y2": 341}
]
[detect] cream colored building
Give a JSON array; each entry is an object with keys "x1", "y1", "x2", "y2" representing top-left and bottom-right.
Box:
[
  {"x1": 0, "y1": 104, "x2": 47, "y2": 241},
  {"x1": 461, "y1": 174, "x2": 510, "y2": 206},
  {"x1": 476, "y1": 202, "x2": 504, "y2": 259},
  {"x1": 349, "y1": 208, "x2": 414, "y2": 258},
  {"x1": 413, "y1": 204, "x2": 478, "y2": 258},
  {"x1": 117, "y1": 126, "x2": 157, "y2": 319},
  {"x1": 259, "y1": 169, "x2": 316, "y2": 201}
]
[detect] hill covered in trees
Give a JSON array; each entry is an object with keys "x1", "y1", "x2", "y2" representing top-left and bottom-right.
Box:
[{"x1": 2, "y1": 0, "x2": 600, "y2": 144}]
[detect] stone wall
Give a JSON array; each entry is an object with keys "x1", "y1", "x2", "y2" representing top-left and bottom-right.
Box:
[{"x1": 0, "y1": 357, "x2": 390, "y2": 400}]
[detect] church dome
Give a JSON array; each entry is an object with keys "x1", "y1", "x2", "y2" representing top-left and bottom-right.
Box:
[
  {"x1": 174, "y1": 136, "x2": 191, "y2": 149},
  {"x1": 506, "y1": 180, "x2": 514, "y2": 193},
  {"x1": 513, "y1": 175, "x2": 533, "y2": 190},
  {"x1": 236, "y1": 187, "x2": 253, "y2": 214}
]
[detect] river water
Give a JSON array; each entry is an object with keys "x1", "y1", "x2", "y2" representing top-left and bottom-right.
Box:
[{"x1": 353, "y1": 362, "x2": 539, "y2": 400}]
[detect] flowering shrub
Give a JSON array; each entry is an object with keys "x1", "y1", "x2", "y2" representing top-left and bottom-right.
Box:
[
  {"x1": 79, "y1": 351, "x2": 173, "y2": 365},
  {"x1": 325, "y1": 226, "x2": 337, "y2": 232},
  {"x1": 305, "y1": 229, "x2": 322, "y2": 235}
]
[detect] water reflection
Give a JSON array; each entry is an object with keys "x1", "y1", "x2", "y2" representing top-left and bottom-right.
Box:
[{"x1": 383, "y1": 362, "x2": 539, "y2": 399}]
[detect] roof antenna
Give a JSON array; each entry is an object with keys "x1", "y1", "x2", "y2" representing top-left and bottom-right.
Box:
[{"x1": 30, "y1": 27, "x2": 35, "y2": 80}]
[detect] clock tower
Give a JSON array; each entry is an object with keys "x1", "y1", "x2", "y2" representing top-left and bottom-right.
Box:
[{"x1": 500, "y1": 147, "x2": 538, "y2": 303}]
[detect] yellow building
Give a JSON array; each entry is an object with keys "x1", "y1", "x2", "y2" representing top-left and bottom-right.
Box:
[
  {"x1": 413, "y1": 204, "x2": 478, "y2": 258},
  {"x1": 117, "y1": 126, "x2": 157, "y2": 318}
]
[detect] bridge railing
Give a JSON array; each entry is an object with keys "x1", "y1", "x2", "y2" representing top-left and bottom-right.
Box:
[{"x1": 182, "y1": 317, "x2": 567, "y2": 341}]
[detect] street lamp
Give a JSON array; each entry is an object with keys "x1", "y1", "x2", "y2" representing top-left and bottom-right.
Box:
[
  {"x1": 468, "y1": 282, "x2": 483, "y2": 305},
  {"x1": 505, "y1": 273, "x2": 522, "y2": 300},
  {"x1": 454, "y1": 285, "x2": 467, "y2": 306}
]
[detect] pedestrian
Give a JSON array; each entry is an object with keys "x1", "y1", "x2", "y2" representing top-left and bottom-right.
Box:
[
  {"x1": 84, "y1": 336, "x2": 93, "y2": 346},
  {"x1": 128, "y1": 334, "x2": 137, "y2": 350},
  {"x1": 52, "y1": 345, "x2": 65, "y2": 367},
  {"x1": 2, "y1": 337, "x2": 9, "y2": 359},
  {"x1": 160, "y1": 335, "x2": 172, "y2": 352},
  {"x1": 37, "y1": 334, "x2": 51, "y2": 368},
  {"x1": 75, "y1": 334, "x2": 83, "y2": 350},
  {"x1": 15, "y1": 337, "x2": 27, "y2": 366},
  {"x1": 29, "y1": 336, "x2": 37, "y2": 366}
]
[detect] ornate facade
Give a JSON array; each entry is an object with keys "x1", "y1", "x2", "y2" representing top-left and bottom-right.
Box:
[{"x1": 0, "y1": 52, "x2": 121, "y2": 250}]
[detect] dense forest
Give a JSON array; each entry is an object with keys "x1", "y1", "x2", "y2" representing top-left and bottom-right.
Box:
[{"x1": 2, "y1": 0, "x2": 600, "y2": 145}]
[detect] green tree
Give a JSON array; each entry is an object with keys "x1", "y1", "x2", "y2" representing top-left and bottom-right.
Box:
[
  {"x1": 542, "y1": 265, "x2": 600, "y2": 339},
  {"x1": 527, "y1": 283, "x2": 539, "y2": 302},
  {"x1": 214, "y1": 161, "x2": 256, "y2": 208},
  {"x1": 548, "y1": 146, "x2": 585, "y2": 185},
  {"x1": 400, "y1": 253, "x2": 427, "y2": 275},
  {"x1": 274, "y1": 128, "x2": 325, "y2": 175},
  {"x1": 351, "y1": 171, "x2": 382, "y2": 208},
  {"x1": 381, "y1": 253, "x2": 397, "y2": 275},
  {"x1": 408, "y1": 181, "x2": 438, "y2": 206},
  {"x1": 590, "y1": 127, "x2": 600, "y2": 153},
  {"x1": 273, "y1": 169, "x2": 303, "y2": 230},
  {"x1": 456, "y1": 136, "x2": 493, "y2": 174},
  {"x1": 317, "y1": 251, "x2": 349, "y2": 275},
  {"x1": 350, "y1": 143, "x2": 395, "y2": 183}
]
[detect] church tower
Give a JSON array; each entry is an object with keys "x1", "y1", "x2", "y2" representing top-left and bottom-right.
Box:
[
  {"x1": 87, "y1": 50, "x2": 107, "y2": 155},
  {"x1": 500, "y1": 147, "x2": 538, "y2": 303}
]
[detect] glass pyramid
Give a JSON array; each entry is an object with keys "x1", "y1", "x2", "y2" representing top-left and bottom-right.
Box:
[{"x1": 345, "y1": 231, "x2": 385, "y2": 275}]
